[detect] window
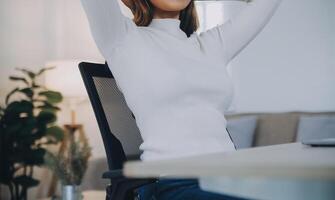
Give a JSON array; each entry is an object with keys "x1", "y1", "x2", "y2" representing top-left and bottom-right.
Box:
[
  {"x1": 195, "y1": 0, "x2": 246, "y2": 33},
  {"x1": 195, "y1": 1, "x2": 225, "y2": 33}
]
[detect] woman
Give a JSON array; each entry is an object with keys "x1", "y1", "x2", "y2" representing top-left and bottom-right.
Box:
[{"x1": 80, "y1": 0, "x2": 282, "y2": 199}]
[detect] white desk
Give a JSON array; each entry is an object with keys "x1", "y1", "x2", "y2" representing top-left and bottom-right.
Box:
[
  {"x1": 39, "y1": 191, "x2": 105, "y2": 200},
  {"x1": 124, "y1": 143, "x2": 335, "y2": 200}
]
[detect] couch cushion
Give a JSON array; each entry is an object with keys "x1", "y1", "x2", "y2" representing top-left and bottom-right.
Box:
[
  {"x1": 226, "y1": 112, "x2": 300, "y2": 147},
  {"x1": 227, "y1": 116, "x2": 258, "y2": 149},
  {"x1": 296, "y1": 115, "x2": 335, "y2": 142},
  {"x1": 253, "y1": 113, "x2": 301, "y2": 146},
  {"x1": 226, "y1": 111, "x2": 335, "y2": 147}
]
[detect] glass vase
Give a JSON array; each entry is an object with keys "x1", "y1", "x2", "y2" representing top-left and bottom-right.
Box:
[{"x1": 61, "y1": 185, "x2": 82, "y2": 200}]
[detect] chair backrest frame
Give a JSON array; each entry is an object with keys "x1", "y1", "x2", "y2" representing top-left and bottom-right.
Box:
[{"x1": 79, "y1": 62, "x2": 127, "y2": 170}]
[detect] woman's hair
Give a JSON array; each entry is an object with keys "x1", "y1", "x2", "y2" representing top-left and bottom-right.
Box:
[{"x1": 128, "y1": 0, "x2": 199, "y2": 37}]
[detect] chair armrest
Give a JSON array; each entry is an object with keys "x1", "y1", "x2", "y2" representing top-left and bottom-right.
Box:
[
  {"x1": 102, "y1": 169, "x2": 158, "y2": 184},
  {"x1": 103, "y1": 169, "x2": 158, "y2": 199},
  {"x1": 102, "y1": 169, "x2": 124, "y2": 179}
]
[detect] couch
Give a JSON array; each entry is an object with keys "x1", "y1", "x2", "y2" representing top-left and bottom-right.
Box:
[{"x1": 225, "y1": 110, "x2": 335, "y2": 147}]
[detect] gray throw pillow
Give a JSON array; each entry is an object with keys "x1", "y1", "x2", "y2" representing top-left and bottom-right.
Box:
[
  {"x1": 226, "y1": 116, "x2": 258, "y2": 149},
  {"x1": 296, "y1": 115, "x2": 335, "y2": 142}
]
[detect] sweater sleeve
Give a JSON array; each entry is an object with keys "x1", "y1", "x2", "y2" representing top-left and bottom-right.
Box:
[
  {"x1": 200, "y1": 0, "x2": 282, "y2": 63},
  {"x1": 80, "y1": 0, "x2": 137, "y2": 58}
]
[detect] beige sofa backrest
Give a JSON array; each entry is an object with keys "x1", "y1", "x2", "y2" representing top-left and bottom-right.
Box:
[{"x1": 225, "y1": 111, "x2": 335, "y2": 147}]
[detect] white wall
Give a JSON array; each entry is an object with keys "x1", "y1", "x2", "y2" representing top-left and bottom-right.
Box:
[
  {"x1": 0, "y1": 0, "x2": 104, "y2": 94},
  {"x1": 227, "y1": 0, "x2": 335, "y2": 112}
]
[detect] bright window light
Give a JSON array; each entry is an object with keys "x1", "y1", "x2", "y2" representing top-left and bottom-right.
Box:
[{"x1": 195, "y1": 1, "x2": 225, "y2": 33}]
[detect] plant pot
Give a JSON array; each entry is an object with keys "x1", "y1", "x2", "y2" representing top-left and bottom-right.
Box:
[{"x1": 61, "y1": 185, "x2": 82, "y2": 200}]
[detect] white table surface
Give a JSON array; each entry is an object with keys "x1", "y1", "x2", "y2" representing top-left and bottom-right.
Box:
[
  {"x1": 123, "y1": 142, "x2": 335, "y2": 200},
  {"x1": 39, "y1": 190, "x2": 105, "y2": 200}
]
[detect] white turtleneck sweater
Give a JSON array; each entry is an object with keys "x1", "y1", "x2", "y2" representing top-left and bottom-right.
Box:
[{"x1": 80, "y1": 0, "x2": 282, "y2": 161}]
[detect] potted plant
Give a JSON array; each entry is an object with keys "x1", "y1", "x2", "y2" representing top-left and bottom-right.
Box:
[
  {"x1": 0, "y1": 67, "x2": 64, "y2": 200},
  {"x1": 44, "y1": 124, "x2": 91, "y2": 200}
]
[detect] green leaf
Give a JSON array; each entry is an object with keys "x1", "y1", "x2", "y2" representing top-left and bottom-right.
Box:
[
  {"x1": 9, "y1": 76, "x2": 29, "y2": 85},
  {"x1": 0, "y1": 157, "x2": 14, "y2": 184},
  {"x1": 37, "y1": 101, "x2": 61, "y2": 113},
  {"x1": 15, "y1": 68, "x2": 36, "y2": 79},
  {"x1": 39, "y1": 106, "x2": 61, "y2": 113},
  {"x1": 6, "y1": 101, "x2": 33, "y2": 116},
  {"x1": 32, "y1": 124, "x2": 47, "y2": 140},
  {"x1": 3, "y1": 123, "x2": 22, "y2": 135},
  {"x1": 22, "y1": 148, "x2": 46, "y2": 165},
  {"x1": 13, "y1": 175, "x2": 40, "y2": 188},
  {"x1": 37, "y1": 66, "x2": 56, "y2": 75},
  {"x1": 37, "y1": 111, "x2": 57, "y2": 124},
  {"x1": 38, "y1": 91, "x2": 63, "y2": 104},
  {"x1": 17, "y1": 117, "x2": 37, "y2": 139},
  {"x1": 5, "y1": 88, "x2": 20, "y2": 105},
  {"x1": 9, "y1": 151, "x2": 24, "y2": 163},
  {"x1": 46, "y1": 126, "x2": 64, "y2": 142},
  {"x1": 20, "y1": 88, "x2": 34, "y2": 99}
]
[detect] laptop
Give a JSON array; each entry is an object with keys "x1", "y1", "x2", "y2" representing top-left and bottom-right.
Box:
[{"x1": 302, "y1": 138, "x2": 335, "y2": 147}]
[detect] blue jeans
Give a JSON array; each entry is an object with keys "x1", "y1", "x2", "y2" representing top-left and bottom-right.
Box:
[{"x1": 135, "y1": 178, "x2": 251, "y2": 200}]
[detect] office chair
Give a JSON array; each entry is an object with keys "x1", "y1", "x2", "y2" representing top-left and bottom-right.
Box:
[{"x1": 79, "y1": 62, "x2": 158, "y2": 200}]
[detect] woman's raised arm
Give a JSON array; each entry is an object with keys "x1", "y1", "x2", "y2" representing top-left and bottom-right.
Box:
[
  {"x1": 200, "y1": 0, "x2": 282, "y2": 63},
  {"x1": 80, "y1": 0, "x2": 137, "y2": 58}
]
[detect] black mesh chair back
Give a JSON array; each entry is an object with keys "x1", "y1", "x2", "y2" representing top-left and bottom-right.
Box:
[
  {"x1": 79, "y1": 62, "x2": 143, "y2": 170},
  {"x1": 79, "y1": 61, "x2": 158, "y2": 200}
]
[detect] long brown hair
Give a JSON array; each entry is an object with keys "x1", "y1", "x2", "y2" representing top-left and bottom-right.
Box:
[{"x1": 128, "y1": 0, "x2": 199, "y2": 37}]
